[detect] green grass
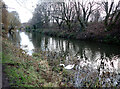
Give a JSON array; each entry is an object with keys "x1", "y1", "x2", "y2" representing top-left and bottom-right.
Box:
[
  {"x1": 0, "y1": 52, "x2": 2, "y2": 63},
  {"x1": 4, "y1": 65, "x2": 42, "y2": 87},
  {"x1": 2, "y1": 53, "x2": 56, "y2": 87},
  {"x1": 3, "y1": 37, "x2": 120, "y2": 87},
  {"x1": 2, "y1": 39, "x2": 61, "y2": 87}
]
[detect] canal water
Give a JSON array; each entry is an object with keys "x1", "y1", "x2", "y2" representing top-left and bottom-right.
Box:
[{"x1": 8, "y1": 31, "x2": 120, "y2": 87}]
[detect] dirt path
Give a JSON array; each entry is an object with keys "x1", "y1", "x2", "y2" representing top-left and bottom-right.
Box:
[{"x1": 2, "y1": 65, "x2": 10, "y2": 88}]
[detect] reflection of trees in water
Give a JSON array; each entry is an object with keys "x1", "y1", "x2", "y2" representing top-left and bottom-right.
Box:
[
  {"x1": 8, "y1": 31, "x2": 21, "y2": 46},
  {"x1": 24, "y1": 32, "x2": 32, "y2": 39},
  {"x1": 22, "y1": 32, "x2": 120, "y2": 87},
  {"x1": 28, "y1": 32, "x2": 120, "y2": 74},
  {"x1": 29, "y1": 32, "x2": 120, "y2": 61},
  {"x1": 74, "y1": 54, "x2": 119, "y2": 87},
  {"x1": 31, "y1": 32, "x2": 42, "y2": 48},
  {"x1": 98, "y1": 55, "x2": 119, "y2": 75},
  {"x1": 44, "y1": 37, "x2": 48, "y2": 50}
]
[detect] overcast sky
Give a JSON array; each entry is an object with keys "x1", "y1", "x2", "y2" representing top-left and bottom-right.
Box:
[
  {"x1": 3, "y1": 0, "x2": 119, "y2": 23},
  {"x1": 3, "y1": 0, "x2": 38, "y2": 23}
]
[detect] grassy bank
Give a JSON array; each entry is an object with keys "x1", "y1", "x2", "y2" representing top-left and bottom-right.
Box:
[
  {"x1": 26, "y1": 23, "x2": 120, "y2": 45},
  {"x1": 2, "y1": 37, "x2": 73, "y2": 87},
  {"x1": 2, "y1": 36, "x2": 120, "y2": 88}
]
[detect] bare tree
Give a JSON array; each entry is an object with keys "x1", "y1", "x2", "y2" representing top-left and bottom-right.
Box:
[
  {"x1": 51, "y1": 2, "x2": 64, "y2": 29},
  {"x1": 1, "y1": 2, "x2": 8, "y2": 35},
  {"x1": 62, "y1": 2, "x2": 75, "y2": 30},
  {"x1": 74, "y1": 0, "x2": 95, "y2": 30},
  {"x1": 8, "y1": 11, "x2": 21, "y2": 34},
  {"x1": 30, "y1": 2, "x2": 52, "y2": 29},
  {"x1": 51, "y1": 1, "x2": 75, "y2": 30},
  {"x1": 91, "y1": 9, "x2": 100, "y2": 22},
  {"x1": 101, "y1": 0, "x2": 120, "y2": 30}
]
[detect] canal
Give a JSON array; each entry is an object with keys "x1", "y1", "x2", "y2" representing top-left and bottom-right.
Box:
[{"x1": 8, "y1": 31, "x2": 120, "y2": 87}]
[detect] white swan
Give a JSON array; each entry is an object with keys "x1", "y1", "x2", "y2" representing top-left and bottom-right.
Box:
[{"x1": 60, "y1": 64, "x2": 75, "y2": 70}]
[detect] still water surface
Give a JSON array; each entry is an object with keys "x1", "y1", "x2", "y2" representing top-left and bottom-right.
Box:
[{"x1": 8, "y1": 31, "x2": 120, "y2": 87}]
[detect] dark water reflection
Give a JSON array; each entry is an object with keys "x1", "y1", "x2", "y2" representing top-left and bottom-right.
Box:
[{"x1": 8, "y1": 31, "x2": 120, "y2": 87}]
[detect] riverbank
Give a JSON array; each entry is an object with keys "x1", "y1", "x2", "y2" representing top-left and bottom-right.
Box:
[
  {"x1": 2, "y1": 37, "x2": 73, "y2": 87},
  {"x1": 2, "y1": 33, "x2": 120, "y2": 88},
  {"x1": 26, "y1": 22, "x2": 120, "y2": 45}
]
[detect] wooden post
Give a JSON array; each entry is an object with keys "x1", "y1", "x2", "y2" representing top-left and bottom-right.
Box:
[
  {"x1": 0, "y1": 1, "x2": 2, "y2": 88},
  {"x1": 0, "y1": 2, "x2": 2, "y2": 36},
  {"x1": 2, "y1": 4, "x2": 8, "y2": 35}
]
